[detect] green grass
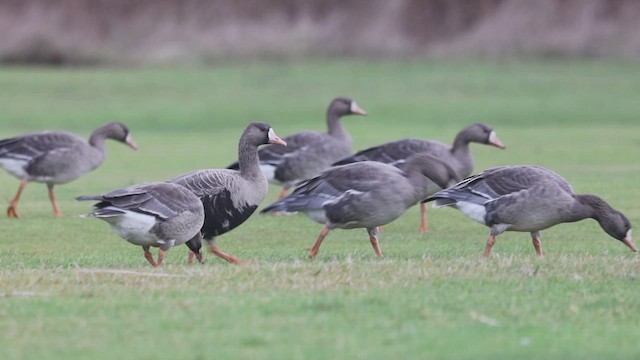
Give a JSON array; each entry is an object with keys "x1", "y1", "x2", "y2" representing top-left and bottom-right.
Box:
[{"x1": 1, "y1": 59, "x2": 640, "y2": 359}]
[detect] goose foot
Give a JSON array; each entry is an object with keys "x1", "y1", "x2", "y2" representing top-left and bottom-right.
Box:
[
  {"x1": 7, "y1": 206, "x2": 20, "y2": 218},
  {"x1": 188, "y1": 250, "x2": 205, "y2": 264},
  {"x1": 210, "y1": 246, "x2": 242, "y2": 264}
]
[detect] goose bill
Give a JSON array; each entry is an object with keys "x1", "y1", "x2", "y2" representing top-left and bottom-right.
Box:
[
  {"x1": 268, "y1": 128, "x2": 287, "y2": 146},
  {"x1": 623, "y1": 231, "x2": 637, "y2": 252},
  {"x1": 488, "y1": 131, "x2": 506, "y2": 149},
  {"x1": 125, "y1": 134, "x2": 138, "y2": 150},
  {"x1": 350, "y1": 101, "x2": 367, "y2": 116}
]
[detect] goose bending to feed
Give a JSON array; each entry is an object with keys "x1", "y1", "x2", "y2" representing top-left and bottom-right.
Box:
[
  {"x1": 333, "y1": 123, "x2": 505, "y2": 233},
  {"x1": 0, "y1": 122, "x2": 137, "y2": 218},
  {"x1": 169, "y1": 121, "x2": 287, "y2": 264},
  {"x1": 77, "y1": 182, "x2": 205, "y2": 267},
  {"x1": 227, "y1": 97, "x2": 366, "y2": 199},
  {"x1": 425, "y1": 165, "x2": 637, "y2": 257},
  {"x1": 261, "y1": 154, "x2": 459, "y2": 259}
]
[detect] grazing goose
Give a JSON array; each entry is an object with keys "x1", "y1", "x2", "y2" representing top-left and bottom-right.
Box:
[
  {"x1": 227, "y1": 97, "x2": 366, "y2": 199},
  {"x1": 169, "y1": 121, "x2": 287, "y2": 264},
  {"x1": 0, "y1": 122, "x2": 137, "y2": 218},
  {"x1": 77, "y1": 182, "x2": 205, "y2": 267},
  {"x1": 425, "y1": 165, "x2": 637, "y2": 257},
  {"x1": 261, "y1": 154, "x2": 459, "y2": 259},
  {"x1": 333, "y1": 123, "x2": 505, "y2": 233}
]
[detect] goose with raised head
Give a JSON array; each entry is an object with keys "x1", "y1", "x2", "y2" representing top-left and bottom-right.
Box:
[
  {"x1": 169, "y1": 121, "x2": 287, "y2": 264},
  {"x1": 0, "y1": 121, "x2": 137, "y2": 218},
  {"x1": 425, "y1": 165, "x2": 637, "y2": 257},
  {"x1": 261, "y1": 154, "x2": 459, "y2": 259},
  {"x1": 227, "y1": 97, "x2": 366, "y2": 199},
  {"x1": 77, "y1": 182, "x2": 205, "y2": 267},
  {"x1": 333, "y1": 123, "x2": 505, "y2": 233}
]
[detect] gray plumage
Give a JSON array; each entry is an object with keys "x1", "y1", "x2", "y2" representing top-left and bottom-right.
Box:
[
  {"x1": 425, "y1": 165, "x2": 637, "y2": 257},
  {"x1": 0, "y1": 121, "x2": 137, "y2": 217},
  {"x1": 333, "y1": 123, "x2": 505, "y2": 179},
  {"x1": 227, "y1": 97, "x2": 367, "y2": 194},
  {"x1": 262, "y1": 154, "x2": 459, "y2": 258},
  {"x1": 169, "y1": 121, "x2": 287, "y2": 263},
  {"x1": 332, "y1": 123, "x2": 504, "y2": 233},
  {"x1": 77, "y1": 182, "x2": 205, "y2": 267}
]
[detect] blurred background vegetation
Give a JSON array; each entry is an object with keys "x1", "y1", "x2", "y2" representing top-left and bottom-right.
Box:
[{"x1": 1, "y1": 0, "x2": 639, "y2": 66}]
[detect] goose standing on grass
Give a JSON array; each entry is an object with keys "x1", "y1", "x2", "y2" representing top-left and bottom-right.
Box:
[
  {"x1": 77, "y1": 182, "x2": 205, "y2": 267},
  {"x1": 227, "y1": 97, "x2": 366, "y2": 199},
  {"x1": 333, "y1": 123, "x2": 505, "y2": 233},
  {"x1": 0, "y1": 122, "x2": 137, "y2": 218},
  {"x1": 425, "y1": 165, "x2": 637, "y2": 257},
  {"x1": 169, "y1": 121, "x2": 287, "y2": 264},
  {"x1": 261, "y1": 154, "x2": 459, "y2": 259}
]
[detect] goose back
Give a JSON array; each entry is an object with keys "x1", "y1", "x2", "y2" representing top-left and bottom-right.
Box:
[
  {"x1": 262, "y1": 155, "x2": 457, "y2": 230},
  {"x1": 332, "y1": 123, "x2": 504, "y2": 179}
]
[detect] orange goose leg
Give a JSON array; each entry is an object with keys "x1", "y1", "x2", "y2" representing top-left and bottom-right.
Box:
[
  {"x1": 369, "y1": 235, "x2": 384, "y2": 257},
  {"x1": 210, "y1": 245, "x2": 242, "y2": 264},
  {"x1": 483, "y1": 234, "x2": 496, "y2": 258},
  {"x1": 156, "y1": 249, "x2": 166, "y2": 267},
  {"x1": 187, "y1": 250, "x2": 205, "y2": 264},
  {"x1": 7, "y1": 178, "x2": 27, "y2": 218},
  {"x1": 419, "y1": 203, "x2": 428, "y2": 233},
  {"x1": 47, "y1": 184, "x2": 63, "y2": 217},
  {"x1": 309, "y1": 225, "x2": 330, "y2": 259},
  {"x1": 531, "y1": 233, "x2": 543, "y2": 257},
  {"x1": 143, "y1": 246, "x2": 158, "y2": 267}
]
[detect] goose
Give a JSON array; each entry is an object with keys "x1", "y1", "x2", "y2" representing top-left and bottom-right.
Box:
[
  {"x1": 0, "y1": 122, "x2": 137, "y2": 218},
  {"x1": 424, "y1": 165, "x2": 637, "y2": 257},
  {"x1": 77, "y1": 182, "x2": 205, "y2": 267},
  {"x1": 261, "y1": 154, "x2": 459, "y2": 259},
  {"x1": 333, "y1": 123, "x2": 505, "y2": 233},
  {"x1": 227, "y1": 97, "x2": 366, "y2": 199},
  {"x1": 169, "y1": 121, "x2": 287, "y2": 264}
]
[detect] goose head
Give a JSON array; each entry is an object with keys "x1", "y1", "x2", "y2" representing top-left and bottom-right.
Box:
[
  {"x1": 328, "y1": 97, "x2": 367, "y2": 117},
  {"x1": 460, "y1": 123, "x2": 505, "y2": 149},
  {"x1": 244, "y1": 122, "x2": 287, "y2": 147},
  {"x1": 599, "y1": 209, "x2": 636, "y2": 252},
  {"x1": 101, "y1": 121, "x2": 137, "y2": 150}
]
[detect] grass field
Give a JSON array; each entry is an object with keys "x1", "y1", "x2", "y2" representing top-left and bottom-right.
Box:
[{"x1": 1, "y1": 59, "x2": 640, "y2": 359}]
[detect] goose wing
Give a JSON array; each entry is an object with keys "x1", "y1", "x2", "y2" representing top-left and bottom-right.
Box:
[
  {"x1": 332, "y1": 138, "x2": 443, "y2": 167},
  {"x1": 77, "y1": 183, "x2": 192, "y2": 220},
  {"x1": 261, "y1": 162, "x2": 400, "y2": 213}
]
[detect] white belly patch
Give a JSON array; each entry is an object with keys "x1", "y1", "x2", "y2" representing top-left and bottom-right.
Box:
[
  {"x1": 0, "y1": 158, "x2": 28, "y2": 179},
  {"x1": 456, "y1": 201, "x2": 487, "y2": 225},
  {"x1": 99, "y1": 210, "x2": 162, "y2": 247}
]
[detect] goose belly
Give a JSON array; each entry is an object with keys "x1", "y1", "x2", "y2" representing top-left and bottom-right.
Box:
[
  {"x1": 201, "y1": 203, "x2": 258, "y2": 239},
  {"x1": 0, "y1": 158, "x2": 28, "y2": 179},
  {"x1": 101, "y1": 211, "x2": 164, "y2": 247},
  {"x1": 259, "y1": 164, "x2": 279, "y2": 185},
  {"x1": 455, "y1": 201, "x2": 488, "y2": 225},
  {"x1": 306, "y1": 209, "x2": 328, "y2": 224}
]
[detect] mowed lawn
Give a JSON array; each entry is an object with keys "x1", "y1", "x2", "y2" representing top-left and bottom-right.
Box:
[{"x1": 0, "y1": 60, "x2": 639, "y2": 359}]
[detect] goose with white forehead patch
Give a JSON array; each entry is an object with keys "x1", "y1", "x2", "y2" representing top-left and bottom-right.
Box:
[
  {"x1": 0, "y1": 121, "x2": 137, "y2": 218},
  {"x1": 261, "y1": 154, "x2": 459, "y2": 259},
  {"x1": 77, "y1": 182, "x2": 204, "y2": 267},
  {"x1": 169, "y1": 121, "x2": 287, "y2": 264},
  {"x1": 333, "y1": 123, "x2": 505, "y2": 233},
  {"x1": 227, "y1": 97, "x2": 366, "y2": 200},
  {"x1": 425, "y1": 165, "x2": 637, "y2": 257}
]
